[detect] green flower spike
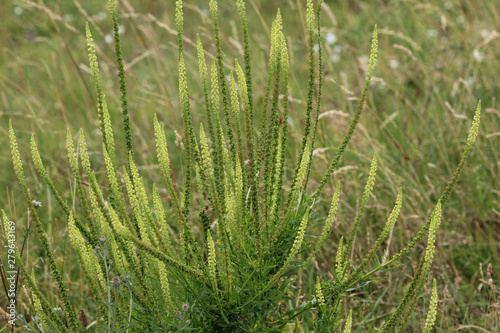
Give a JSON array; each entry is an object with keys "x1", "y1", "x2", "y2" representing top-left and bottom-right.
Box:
[
  {"x1": 207, "y1": 230, "x2": 218, "y2": 292},
  {"x1": 315, "y1": 276, "x2": 326, "y2": 308},
  {"x1": 423, "y1": 278, "x2": 439, "y2": 333},
  {"x1": 109, "y1": 0, "x2": 132, "y2": 156},
  {"x1": 343, "y1": 310, "x2": 353, "y2": 333}
]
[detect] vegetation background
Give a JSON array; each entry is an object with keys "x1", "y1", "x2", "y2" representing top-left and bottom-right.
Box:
[{"x1": 0, "y1": 0, "x2": 498, "y2": 331}]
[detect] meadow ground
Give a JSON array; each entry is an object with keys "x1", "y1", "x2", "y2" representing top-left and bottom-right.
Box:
[{"x1": 0, "y1": 0, "x2": 499, "y2": 331}]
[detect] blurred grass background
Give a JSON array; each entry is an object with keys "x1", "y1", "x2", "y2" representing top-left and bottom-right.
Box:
[{"x1": 1, "y1": 0, "x2": 499, "y2": 331}]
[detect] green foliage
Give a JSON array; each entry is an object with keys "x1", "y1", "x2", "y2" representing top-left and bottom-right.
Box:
[{"x1": 3, "y1": 0, "x2": 483, "y2": 332}]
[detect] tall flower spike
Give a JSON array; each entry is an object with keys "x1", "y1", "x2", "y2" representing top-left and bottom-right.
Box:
[
  {"x1": 236, "y1": 0, "x2": 255, "y2": 129},
  {"x1": 197, "y1": 35, "x2": 215, "y2": 141},
  {"x1": 286, "y1": 0, "x2": 316, "y2": 203},
  {"x1": 210, "y1": 0, "x2": 237, "y2": 167},
  {"x1": 86, "y1": 24, "x2": 116, "y2": 167},
  {"x1": 179, "y1": 52, "x2": 196, "y2": 215},
  {"x1": 257, "y1": 11, "x2": 282, "y2": 181},
  {"x1": 262, "y1": 17, "x2": 284, "y2": 221},
  {"x1": 273, "y1": 32, "x2": 290, "y2": 221},
  {"x1": 215, "y1": 124, "x2": 233, "y2": 254},
  {"x1": 85, "y1": 22, "x2": 104, "y2": 138},
  {"x1": 210, "y1": 58, "x2": 227, "y2": 213},
  {"x1": 109, "y1": 0, "x2": 133, "y2": 156},
  {"x1": 175, "y1": 0, "x2": 184, "y2": 53},
  {"x1": 304, "y1": 0, "x2": 324, "y2": 189},
  {"x1": 235, "y1": 4, "x2": 254, "y2": 184},
  {"x1": 302, "y1": 0, "x2": 316, "y2": 148}
]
